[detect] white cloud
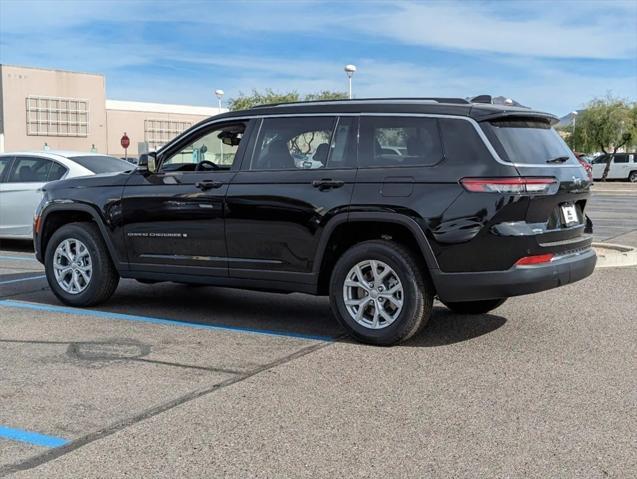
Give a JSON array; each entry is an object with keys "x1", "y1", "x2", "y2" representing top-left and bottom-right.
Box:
[
  {"x1": 1, "y1": 0, "x2": 635, "y2": 115},
  {"x1": 355, "y1": 1, "x2": 637, "y2": 60},
  {"x1": 5, "y1": 1, "x2": 634, "y2": 60}
]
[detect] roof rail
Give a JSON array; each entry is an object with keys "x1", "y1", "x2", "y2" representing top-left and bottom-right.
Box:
[{"x1": 251, "y1": 97, "x2": 471, "y2": 108}]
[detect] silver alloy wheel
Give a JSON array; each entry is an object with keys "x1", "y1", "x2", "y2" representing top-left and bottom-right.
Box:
[
  {"x1": 53, "y1": 238, "x2": 92, "y2": 294},
  {"x1": 343, "y1": 259, "x2": 404, "y2": 329},
  {"x1": 629, "y1": 172, "x2": 637, "y2": 183}
]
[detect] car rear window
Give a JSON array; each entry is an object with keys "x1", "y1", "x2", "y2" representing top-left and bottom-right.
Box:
[
  {"x1": 70, "y1": 155, "x2": 132, "y2": 173},
  {"x1": 485, "y1": 119, "x2": 577, "y2": 165}
]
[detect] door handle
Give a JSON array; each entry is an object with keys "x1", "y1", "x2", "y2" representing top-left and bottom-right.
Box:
[
  {"x1": 312, "y1": 179, "x2": 345, "y2": 191},
  {"x1": 195, "y1": 180, "x2": 224, "y2": 190}
]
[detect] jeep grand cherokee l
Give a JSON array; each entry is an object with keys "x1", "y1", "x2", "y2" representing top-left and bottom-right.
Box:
[{"x1": 33, "y1": 97, "x2": 596, "y2": 345}]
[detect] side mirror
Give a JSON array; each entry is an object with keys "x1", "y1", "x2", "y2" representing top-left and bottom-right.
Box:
[{"x1": 137, "y1": 152, "x2": 157, "y2": 173}]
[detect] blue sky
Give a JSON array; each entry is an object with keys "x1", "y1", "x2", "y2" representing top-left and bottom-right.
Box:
[{"x1": 1, "y1": 0, "x2": 636, "y2": 115}]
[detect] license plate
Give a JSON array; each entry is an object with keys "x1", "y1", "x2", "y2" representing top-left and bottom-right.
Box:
[{"x1": 561, "y1": 204, "x2": 578, "y2": 226}]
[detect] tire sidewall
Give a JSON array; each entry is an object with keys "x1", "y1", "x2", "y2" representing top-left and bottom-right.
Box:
[
  {"x1": 45, "y1": 224, "x2": 108, "y2": 306},
  {"x1": 330, "y1": 243, "x2": 424, "y2": 344}
]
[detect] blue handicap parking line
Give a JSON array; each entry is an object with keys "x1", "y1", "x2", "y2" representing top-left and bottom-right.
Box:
[
  {"x1": 0, "y1": 425, "x2": 69, "y2": 448},
  {"x1": 0, "y1": 275, "x2": 46, "y2": 285},
  {"x1": 0, "y1": 255, "x2": 38, "y2": 262},
  {"x1": 0, "y1": 300, "x2": 334, "y2": 342}
]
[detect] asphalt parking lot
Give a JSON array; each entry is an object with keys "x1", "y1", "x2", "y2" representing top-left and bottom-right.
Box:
[
  {"x1": 1, "y1": 183, "x2": 635, "y2": 478},
  {"x1": 588, "y1": 182, "x2": 637, "y2": 246}
]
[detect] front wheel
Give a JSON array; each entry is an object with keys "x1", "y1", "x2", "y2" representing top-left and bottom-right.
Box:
[
  {"x1": 329, "y1": 240, "x2": 433, "y2": 346},
  {"x1": 45, "y1": 222, "x2": 119, "y2": 306},
  {"x1": 442, "y1": 298, "x2": 506, "y2": 315}
]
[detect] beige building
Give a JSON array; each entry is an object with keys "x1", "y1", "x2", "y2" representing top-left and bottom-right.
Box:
[{"x1": 0, "y1": 64, "x2": 224, "y2": 157}]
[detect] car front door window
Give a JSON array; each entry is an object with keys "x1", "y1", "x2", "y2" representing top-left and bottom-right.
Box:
[
  {"x1": 161, "y1": 124, "x2": 245, "y2": 173},
  {"x1": 0, "y1": 157, "x2": 12, "y2": 182}
]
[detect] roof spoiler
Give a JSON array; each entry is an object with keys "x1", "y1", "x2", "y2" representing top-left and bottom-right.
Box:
[{"x1": 477, "y1": 111, "x2": 560, "y2": 126}]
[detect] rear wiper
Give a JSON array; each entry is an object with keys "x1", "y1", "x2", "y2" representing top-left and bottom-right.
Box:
[{"x1": 546, "y1": 156, "x2": 570, "y2": 164}]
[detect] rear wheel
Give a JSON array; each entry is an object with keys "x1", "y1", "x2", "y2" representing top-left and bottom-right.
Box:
[
  {"x1": 45, "y1": 222, "x2": 119, "y2": 306},
  {"x1": 629, "y1": 171, "x2": 637, "y2": 183},
  {"x1": 442, "y1": 298, "x2": 506, "y2": 315},
  {"x1": 329, "y1": 240, "x2": 433, "y2": 346}
]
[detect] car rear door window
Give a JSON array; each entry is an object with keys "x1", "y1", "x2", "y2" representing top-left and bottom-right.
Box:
[
  {"x1": 359, "y1": 116, "x2": 443, "y2": 167},
  {"x1": 47, "y1": 162, "x2": 68, "y2": 181},
  {"x1": 613, "y1": 154, "x2": 628, "y2": 163},
  {"x1": 250, "y1": 117, "x2": 336, "y2": 170},
  {"x1": 7, "y1": 157, "x2": 52, "y2": 182},
  {"x1": 69, "y1": 155, "x2": 131, "y2": 173}
]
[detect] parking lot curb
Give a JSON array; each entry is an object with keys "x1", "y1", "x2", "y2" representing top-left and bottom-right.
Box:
[{"x1": 592, "y1": 242, "x2": 637, "y2": 268}]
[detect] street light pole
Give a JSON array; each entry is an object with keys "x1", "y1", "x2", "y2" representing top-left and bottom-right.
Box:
[
  {"x1": 344, "y1": 64, "x2": 357, "y2": 99},
  {"x1": 215, "y1": 89, "x2": 224, "y2": 111}
]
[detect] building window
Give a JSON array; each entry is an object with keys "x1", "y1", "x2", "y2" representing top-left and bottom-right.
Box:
[
  {"x1": 26, "y1": 95, "x2": 89, "y2": 137},
  {"x1": 144, "y1": 119, "x2": 192, "y2": 151}
]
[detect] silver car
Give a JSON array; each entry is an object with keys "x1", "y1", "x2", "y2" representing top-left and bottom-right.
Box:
[
  {"x1": 0, "y1": 151, "x2": 131, "y2": 239},
  {"x1": 591, "y1": 153, "x2": 637, "y2": 182}
]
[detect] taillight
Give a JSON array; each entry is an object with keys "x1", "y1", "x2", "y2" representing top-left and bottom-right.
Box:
[
  {"x1": 515, "y1": 253, "x2": 554, "y2": 266},
  {"x1": 460, "y1": 177, "x2": 558, "y2": 195},
  {"x1": 577, "y1": 159, "x2": 593, "y2": 181}
]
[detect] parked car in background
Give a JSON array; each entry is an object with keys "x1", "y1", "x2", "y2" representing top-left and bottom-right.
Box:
[
  {"x1": 591, "y1": 153, "x2": 637, "y2": 181},
  {"x1": 0, "y1": 151, "x2": 131, "y2": 239}
]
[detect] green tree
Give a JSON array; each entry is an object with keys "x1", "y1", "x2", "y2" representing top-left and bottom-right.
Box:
[
  {"x1": 227, "y1": 89, "x2": 301, "y2": 111},
  {"x1": 228, "y1": 89, "x2": 348, "y2": 111},
  {"x1": 304, "y1": 90, "x2": 348, "y2": 102},
  {"x1": 572, "y1": 96, "x2": 637, "y2": 181}
]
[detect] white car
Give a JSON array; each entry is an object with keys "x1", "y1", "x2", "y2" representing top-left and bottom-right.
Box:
[
  {"x1": 0, "y1": 151, "x2": 131, "y2": 239},
  {"x1": 591, "y1": 153, "x2": 637, "y2": 182}
]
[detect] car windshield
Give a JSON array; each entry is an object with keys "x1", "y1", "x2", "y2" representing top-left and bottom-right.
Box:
[
  {"x1": 486, "y1": 119, "x2": 577, "y2": 165},
  {"x1": 69, "y1": 155, "x2": 132, "y2": 173}
]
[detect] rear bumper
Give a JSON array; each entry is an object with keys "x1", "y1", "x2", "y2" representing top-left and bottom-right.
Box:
[{"x1": 432, "y1": 248, "x2": 597, "y2": 302}]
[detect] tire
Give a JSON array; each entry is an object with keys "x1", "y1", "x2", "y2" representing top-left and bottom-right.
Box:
[
  {"x1": 329, "y1": 240, "x2": 433, "y2": 346},
  {"x1": 442, "y1": 298, "x2": 506, "y2": 315},
  {"x1": 45, "y1": 222, "x2": 119, "y2": 307},
  {"x1": 629, "y1": 171, "x2": 637, "y2": 183}
]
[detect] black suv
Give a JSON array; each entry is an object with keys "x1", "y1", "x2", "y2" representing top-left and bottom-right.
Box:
[{"x1": 34, "y1": 97, "x2": 596, "y2": 345}]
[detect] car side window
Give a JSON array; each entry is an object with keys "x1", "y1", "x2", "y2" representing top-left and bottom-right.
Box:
[
  {"x1": 613, "y1": 154, "x2": 628, "y2": 163},
  {"x1": 0, "y1": 157, "x2": 12, "y2": 182},
  {"x1": 48, "y1": 162, "x2": 68, "y2": 181},
  {"x1": 250, "y1": 117, "x2": 336, "y2": 170},
  {"x1": 161, "y1": 122, "x2": 247, "y2": 173},
  {"x1": 7, "y1": 157, "x2": 52, "y2": 183},
  {"x1": 359, "y1": 116, "x2": 443, "y2": 167}
]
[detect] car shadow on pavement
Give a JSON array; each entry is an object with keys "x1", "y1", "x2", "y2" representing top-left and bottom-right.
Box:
[
  {"x1": 404, "y1": 306, "x2": 507, "y2": 347},
  {"x1": 97, "y1": 282, "x2": 343, "y2": 339},
  {"x1": 0, "y1": 239, "x2": 34, "y2": 253}
]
